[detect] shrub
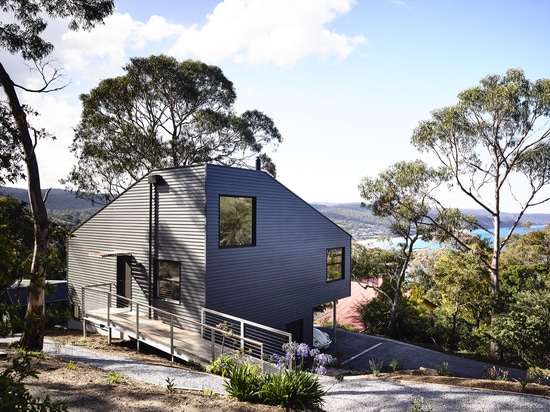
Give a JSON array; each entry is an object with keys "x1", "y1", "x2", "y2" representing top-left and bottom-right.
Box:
[
  {"x1": 260, "y1": 369, "x2": 325, "y2": 410},
  {"x1": 207, "y1": 354, "x2": 238, "y2": 377},
  {"x1": 223, "y1": 341, "x2": 331, "y2": 410},
  {"x1": 409, "y1": 395, "x2": 433, "y2": 412},
  {"x1": 435, "y1": 362, "x2": 449, "y2": 376},
  {"x1": 0, "y1": 351, "x2": 68, "y2": 411},
  {"x1": 369, "y1": 358, "x2": 383, "y2": 376},
  {"x1": 107, "y1": 371, "x2": 124, "y2": 384},
  {"x1": 484, "y1": 365, "x2": 508, "y2": 381},
  {"x1": 223, "y1": 362, "x2": 262, "y2": 403}
]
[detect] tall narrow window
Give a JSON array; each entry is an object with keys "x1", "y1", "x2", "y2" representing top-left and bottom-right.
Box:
[
  {"x1": 219, "y1": 195, "x2": 256, "y2": 247},
  {"x1": 156, "y1": 260, "x2": 180, "y2": 301},
  {"x1": 326, "y1": 248, "x2": 344, "y2": 281}
]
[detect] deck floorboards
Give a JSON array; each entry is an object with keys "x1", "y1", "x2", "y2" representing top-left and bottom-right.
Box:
[{"x1": 84, "y1": 307, "x2": 219, "y2": 365}]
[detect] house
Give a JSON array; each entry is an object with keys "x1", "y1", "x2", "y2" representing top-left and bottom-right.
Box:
[
  {"x1": 315, "y1": 281, "x2": 377, "y2": 332},
  {"x1": 67, "y1": 163, "x2": 351, "y2": 350}
]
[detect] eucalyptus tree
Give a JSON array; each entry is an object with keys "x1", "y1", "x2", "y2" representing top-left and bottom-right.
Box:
[
  {"x1": 0, "y1": 0, "x2": 115, "y2": 350},
  {"x1": 358, "y1": 160, "x2": 451, "y2": 337},
  {"x1": 65, "y1": 55, "x2": 283, "y2": 203},
  {"x1": 434, "y1": 249, "x2": 492, "y2": 351},
  {"x1": 411, "y1": 69, "x2": 550, "y2": 295}
]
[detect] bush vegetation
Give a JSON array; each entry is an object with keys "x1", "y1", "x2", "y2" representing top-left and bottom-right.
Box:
[
  {"x1": 213, "y1": 341, "x2": 332, "y2": 410},
  {"x1": 353, "y1": 224, "x2": 550, "y2": 370}
]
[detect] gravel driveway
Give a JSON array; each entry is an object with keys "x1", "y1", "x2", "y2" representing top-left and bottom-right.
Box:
[{"x1": 39, "y1": 340, "x2": 550, "y2": 412}]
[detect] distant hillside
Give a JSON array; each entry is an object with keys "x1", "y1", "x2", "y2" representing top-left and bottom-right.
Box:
[
  {"x1": 0, "y1": 187, "x2": 100, "y2": 210},
  {"x1": 3, "y1": 187, "x2": 549, "y2": 239},
  {"x1": 314, "y1": 203, "x2": 550, "y2": 240},
  {"x1": 1, "y1": 187, "x2": 101, "y2": 229},
  {"x1": 312, "y1": 203, "x2": 389, "y2": 240}
]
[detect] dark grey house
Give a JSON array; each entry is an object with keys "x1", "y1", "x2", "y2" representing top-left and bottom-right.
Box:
[{"x1": 67, "y1": 164, "x2": 351, "y2": 347}]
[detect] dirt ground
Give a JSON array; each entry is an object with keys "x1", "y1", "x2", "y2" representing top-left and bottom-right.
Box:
[{"x1": 1, "y1": 329, "x2": 549, "y2": 411}]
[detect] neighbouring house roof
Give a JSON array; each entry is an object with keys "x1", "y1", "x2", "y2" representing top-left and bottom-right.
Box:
[{"x1": 315, "y1": 281, "x2": 379, "y2": 332}]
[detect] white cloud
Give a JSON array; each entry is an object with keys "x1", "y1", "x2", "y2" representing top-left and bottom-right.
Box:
[
  {"x1": 168, "y1": 0, "x2": 366, "y2": 67},
  {"x1": 59, "y1": 13, "x2": 182, "y2": 80}
]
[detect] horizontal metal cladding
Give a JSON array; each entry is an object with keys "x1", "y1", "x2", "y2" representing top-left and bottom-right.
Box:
[
  {"x1": 204, "y1": 164, "x2": 351, "y2": 331},
  {"x1": 68, "y1": 166, "x2": 208, "y2": 322},
  {"x1": 148, "y1": 166, "x2": 207, "y2": 321},
  {"x1": 68, "y1": 178, "x2": 152, "y2": 315}
]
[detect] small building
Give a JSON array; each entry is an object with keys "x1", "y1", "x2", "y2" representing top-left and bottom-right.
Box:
[{"x1": 67, "y1": 164, "x2": 351, "y2": 349}]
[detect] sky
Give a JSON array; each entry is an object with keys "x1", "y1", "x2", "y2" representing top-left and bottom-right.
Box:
[{"x1": 2, "y1": 0, "x2": 550, "y2": 212}]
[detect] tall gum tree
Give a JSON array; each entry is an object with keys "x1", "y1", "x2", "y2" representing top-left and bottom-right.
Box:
[
  {"x1": 64, "y1": 55, "x2": 283, "y2": 204},
  {"x1": 0, "y1": 0, "x2": 114, "y2": 350},
  {"x1": 411, "y1": 69, "x2": 550, "y2": 295},
  {"x1": 358, "y1": 160, "x2": 452, "y2": 337}
]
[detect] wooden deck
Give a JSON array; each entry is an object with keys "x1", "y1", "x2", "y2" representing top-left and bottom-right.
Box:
[{"x1": 84, "y1": 307, "x2": 221, "y2": 365}]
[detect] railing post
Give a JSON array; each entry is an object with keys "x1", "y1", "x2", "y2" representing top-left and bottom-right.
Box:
[
  {"x1": 240, "y1": 321, "x2": 245, "y2": 352},
  {"x1": 170, "y1": 315, "x2": 174, "y2": 362},
  {"x1": 260, "y1": 344, "x2": 264, "y2": 374},
  {"x1": 81, "y1": 287, "x2": 86, "y2": 339},
  {"x1": 211, "y1": 329, "x2": 215, "y2": 360},
  {"x1": 136, "y1": 302, "x2": 140, "y2": 353},
  {"x1": 107, "y1": 293, "x2": 111, "y2": 345}
]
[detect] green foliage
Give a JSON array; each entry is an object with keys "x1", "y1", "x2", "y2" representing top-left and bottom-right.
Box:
[
  {"x1": 65, "y1": 55, "x2": 282, "y2": 203},
  {"x1": 165, "y1": 377, "x2": 176, "y2": 393},
  {"x1": 0, "y1": 102, "x2": 24, "y2": 185},
  {"x1": 411, "y1": 68, "x2": 550, "y2": 294},
  {"x1": 0, "y1": 351, "x2": 68, "y2": 411},
  {"x1": 500, "y1": 225, "x2": 550, "y2": 269},
  {"x1": 0, "y1": 0, "x2": 114, "y2": 61},
  {"x1": 390, "y1": 358, "x2": 400, "y2": 372},
  {"x1": 435, "y1": 362, "x2": 449, "y2": 376},
  {"x1": 491, "y1": 289, "x2": 550, "y2": 368},
  {"x1": 259, "y1": 369, "x2": 325, "y2": 410},
  {"x1": 219, "y1": 197, "x2": 253, "y2": 247},
  {"x1": 368, "y1": 358, "x2": 383, "y2": 376},
  {"x1": 107, "y1": 371, "x2": 124, "y2": 384},
  {"x1": 351, "y1": 243, "x2": 405, "y2": 282},
  {"x1": 223, "y1": 363, "x2": 325, "y2": 410},
  {"x1": 514, "y1": 378, "x2": 529, "y2": 392},
  {"x1": 66, "y1": 360, "x2": 76, "y2": 370},
  {"x1": 223, "y1": 362, "x2": 262, "y2": 403},
  {"x1": 207, "y1": 354, "x2": 239, "y2": 377},
  {"x1": 223, "y1": 342, "x2": 329, "y2": 410},
  {"x1": 484, "y1": 366, "x2": 508, "y2": 381},
  {"x1": 409, "y1": 395, "x2": 433, "y2": 412}
]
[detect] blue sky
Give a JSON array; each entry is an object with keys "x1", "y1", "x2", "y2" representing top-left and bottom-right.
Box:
[{"x1": 3, "y1": 0, "x2": 550, "y2": 211}]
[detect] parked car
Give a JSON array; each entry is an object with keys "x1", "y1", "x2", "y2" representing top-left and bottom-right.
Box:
[{"x1": 313, "y1": 328, "x2": 332, "y2": 349}]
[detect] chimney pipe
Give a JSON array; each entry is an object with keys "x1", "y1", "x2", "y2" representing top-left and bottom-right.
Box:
[{"x1": 256, "y1": 157, "x2": 261, "y2": 171}]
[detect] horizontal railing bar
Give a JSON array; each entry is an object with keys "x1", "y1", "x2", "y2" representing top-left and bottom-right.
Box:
[
  {"x1": 203, "y1": 307, "x2": 292, "y2": 339},
  {"x1": 82, "y1": 287, "x2": 266, "y2": 350}
]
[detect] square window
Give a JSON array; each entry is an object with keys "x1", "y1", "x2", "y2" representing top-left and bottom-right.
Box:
[
  {"x1": 156, "y1": 260, "x2": 180, "y2": 301},
  {"x1": 326, "y1": 248, "x2": 344, "y2": 281},
  {"x1": 219, "y1": 196, "x2": 256, "y2": 247}
]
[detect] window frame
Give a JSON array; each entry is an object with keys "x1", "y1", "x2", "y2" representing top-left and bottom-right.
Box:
[
  {"x1": 218, "y1": 195, "x2": 256, "y2": 248},
  {"x1": 155, "y1": 259, "x2": 181, "y2": 302},
  {"x1": 326, "y1": 247, "x2": 345, "y2": 282}
]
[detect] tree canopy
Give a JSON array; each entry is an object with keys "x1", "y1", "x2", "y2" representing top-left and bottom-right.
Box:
[
  {"x1": 411, "y1": 68, "x2": 550, "y2": 294},
  {"x1": 65, "y1": 55, "x2": 283, "y2": 203},
  {"x1": 0, "y1": 0, "x2": 115, "y2": 350},
  {"x1": 358, "y1": 160, "x2": 451, "y2": 336}
]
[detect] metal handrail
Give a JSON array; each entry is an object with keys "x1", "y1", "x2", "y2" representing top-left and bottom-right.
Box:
[{"x1": 81, "y1": 286, "x2": 266, "y2": 366}]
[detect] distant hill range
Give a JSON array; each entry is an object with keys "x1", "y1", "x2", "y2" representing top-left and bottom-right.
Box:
[
  {"x1": 2, "y1": 187, "x2": 549, "y2": 240},
  {"x1": 312, "y1": 203, "x2": 550, "y2": 240},
  {"x1": 1, "y1": 187, "x2": 100, "y2": 211}
]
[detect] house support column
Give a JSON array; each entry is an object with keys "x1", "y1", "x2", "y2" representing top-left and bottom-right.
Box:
[{"x1": 332, "y1": 300, "x2": 337, "y2": 344}]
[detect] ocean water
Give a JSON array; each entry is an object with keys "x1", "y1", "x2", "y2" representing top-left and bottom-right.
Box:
[{"x1": 360, "y1": 225, "x2": 548, "y2": 250}]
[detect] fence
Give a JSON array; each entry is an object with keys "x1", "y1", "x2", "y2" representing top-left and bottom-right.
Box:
[{"x1": 81, "y1": 285, "x2": 291, "y2": 370}]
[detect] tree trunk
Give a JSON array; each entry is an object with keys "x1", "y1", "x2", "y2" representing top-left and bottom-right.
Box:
[
  {"x1": 490, "y1": 212, "x2": 500, "y2": 294},
  {"x1": 0, "y1": 61, "x2": 49, "y2": 350}
]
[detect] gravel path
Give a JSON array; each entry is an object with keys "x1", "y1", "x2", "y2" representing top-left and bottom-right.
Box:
[{"x1": 42, "y1": 340, "x2": 550, "y2": 412}]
